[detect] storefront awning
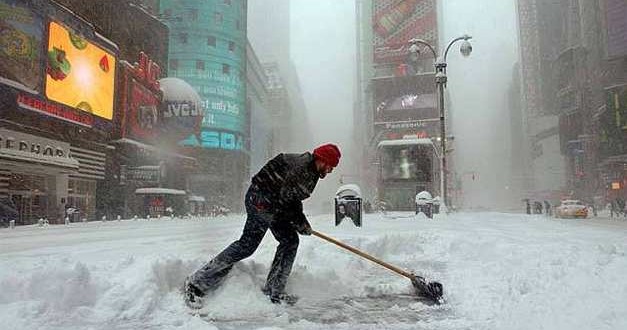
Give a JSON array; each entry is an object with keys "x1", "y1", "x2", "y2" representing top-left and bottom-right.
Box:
[
  {"x1": 135, "y1": 187, "x2": 187, "y2": 195},
  {"x1": 111, "y1": 138, "x2": 197, "y2": 164},
  {"x1": 377, "y1": 138, "x2": 434, "y2": 148},
  {"x1": 188, "y1": 195, "x2": 206, "y2": 202}
]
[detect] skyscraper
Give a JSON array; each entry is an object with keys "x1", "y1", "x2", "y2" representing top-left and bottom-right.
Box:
[{"x1": 160, "y1": 0, "x2": 248, "y2": 210}]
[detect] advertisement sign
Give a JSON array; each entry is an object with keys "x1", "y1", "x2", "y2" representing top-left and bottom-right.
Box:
[
  {"x1": 0, "y1": 127, "x2": 71, "y2": 158},
  {"x1": 605, "y1": 0, "x2": 627, "y2": 58},
  {"x1": 159, "y1": 77, "x2": 203, "y2": 143},
  {"x1": 373, "y1": 0, "x2": 437, "y2": 64},
  {"x1": 179, "y1": 129, "x2": 244, "y2": 151},
  {"x1": 17, "y1": 92, "x2": 93, "y2": 127},
  {"x1": 119, "y1": 53, "x2": 161, "y2": 142},
  {"x1": 119, "y1": 164, "x2": 162, "y2": 184},
  {"x1": 126, "y1": 79, "x2": 160, "y2": 141},
  {"x1": 45, "y1": 21, "x2": 116, "y2": 120},
  {"x1": 599, "y1": 85, "x2": 627, "y2": 158},
  {"x1": 373, "y1": 74, "x2": 437, "y2": 125},
  {"x1": 0, "y1": 0, "x2": 44, "y2": 91}
]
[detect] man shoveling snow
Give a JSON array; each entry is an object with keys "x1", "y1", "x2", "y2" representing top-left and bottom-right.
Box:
[{"x1": 184, "y1": 143, "x2": 341, "y2": 307}]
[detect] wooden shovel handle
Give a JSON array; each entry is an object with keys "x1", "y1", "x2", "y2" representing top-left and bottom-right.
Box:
[{"x1": 311, "y1": 230, "x2": 414, "y2": 279}]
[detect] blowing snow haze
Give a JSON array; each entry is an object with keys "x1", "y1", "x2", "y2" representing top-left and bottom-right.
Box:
[{"x1": 1, "y1": 0, "x2": 627, "y2": 328}]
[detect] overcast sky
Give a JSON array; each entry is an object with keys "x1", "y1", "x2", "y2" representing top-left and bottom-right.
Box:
[
  {"x1": 290, "y1": 0, "x2": 357, "y2": 211},
  {"x1": 442, "y1": 0, "x2": 519, "y2": 208},
  {"x1": 289, "y1": 0, "x2": 519, "y2": 210}
]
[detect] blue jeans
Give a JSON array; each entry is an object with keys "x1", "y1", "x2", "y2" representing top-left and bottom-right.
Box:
[{"x1": 188, "y1": 186, "x2": 299, "y2": 296}]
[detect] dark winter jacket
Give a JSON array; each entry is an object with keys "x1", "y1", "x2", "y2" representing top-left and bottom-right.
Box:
[{"x1": 251, "y1": 152, "x2": 319, "y2": 227}]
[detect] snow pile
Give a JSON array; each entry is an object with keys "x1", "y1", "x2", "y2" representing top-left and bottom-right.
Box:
[{"x1": 0, "y1": 213, "x2": 626, "y2": 329}]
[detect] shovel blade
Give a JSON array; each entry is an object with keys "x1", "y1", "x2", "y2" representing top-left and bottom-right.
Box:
[{"x1": 411, "y1": 276, "x2": 444, "y2": 304}]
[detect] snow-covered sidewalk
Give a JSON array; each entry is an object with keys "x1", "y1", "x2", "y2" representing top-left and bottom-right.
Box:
[{"x1": 1, "y1": 212, "x2": 626, "y2": 329}]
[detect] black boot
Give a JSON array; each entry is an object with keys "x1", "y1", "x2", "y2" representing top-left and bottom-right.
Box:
[
  {"x1": 269, "y1": 291, "x2": 299, "y2": 305},
  {"x1": 184, "y1": 279, "x2": 206, "y2": 309}
]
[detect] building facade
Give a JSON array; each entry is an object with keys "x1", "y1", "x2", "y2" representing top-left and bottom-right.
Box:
[
  {"x1": 56, "y1": 0, "x2": 202, "y2": 219},
  {"x1": 247, "y1": 0, "x2": 312, "y2": 155},
  {"x1": 516, "y1": 0, "x2": 627, "y2": 205},
  {"x1": 160, "y1": 0, "x2": 249, "y2": 211},
  {"x1": 515, "y1": 0, "x2": 567, "y2": 203},
  {"x1": 246, "y1": 41, "x2": 272, "y2": 173},
  {"x1": 0, "y1": 0, "x2": 114, "y2": 224},
  {"x1": 354, "y1": 0, "x2": 442, "y2": 208}
]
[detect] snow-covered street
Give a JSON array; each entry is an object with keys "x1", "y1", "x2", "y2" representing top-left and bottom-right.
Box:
[{"x1": 1, "y1": 212, "x2": 626, "y2": 330}]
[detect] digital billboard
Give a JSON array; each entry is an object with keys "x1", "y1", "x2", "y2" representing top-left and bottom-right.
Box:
[
  {"x1": 373, "y1": 0, "x2": 438, "y2": 64},
  {"x1": 605, "y1": 0, "x2": 627, "y2": 58},
  {"x1": 162, "y1": 0, "x2": 247, "y2": 151},
  {"x1": 373, "y1": 74, "x2": 437, "y2": 124},
  {"x1": 0, "y1": 0, "x2": 44, "y2": 91},
  {"x1": 45, "y1": 21, "x2": 116, "y2": 120}
]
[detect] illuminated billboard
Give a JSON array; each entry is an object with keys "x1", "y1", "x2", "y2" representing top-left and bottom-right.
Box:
[
  {"x1": 161, "y1": 0, "x2": 247, "y2": 150},
  {"x1": 0, "y1": 0, "x2": 44, "y2": 91},
  {"x1": 45, "y1": 21, "x2": 116, "y2": 120},
  {"x1": 373, "y1": 74, "x2": 437, "y2": 124},
  {"x1": 373, "y1": 0, "x2": 438, "y2": 64}
]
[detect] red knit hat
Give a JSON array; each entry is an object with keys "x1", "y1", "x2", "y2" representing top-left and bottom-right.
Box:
[{"x1": 313, "y1": 143, "x2": 341, "y2": 167}]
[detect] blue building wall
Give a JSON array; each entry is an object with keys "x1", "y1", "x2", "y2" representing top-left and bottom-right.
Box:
[
  {"x1": 160, "y1": 0, "x2": 247, "y2": 151},
  {"x1": 159, "y1": 0, "x2": 249, "y2": 210}
]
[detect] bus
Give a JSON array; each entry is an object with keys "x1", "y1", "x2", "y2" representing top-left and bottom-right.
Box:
[{"x1": 376, "y1": 138, "x2": 440, "y2": 211}]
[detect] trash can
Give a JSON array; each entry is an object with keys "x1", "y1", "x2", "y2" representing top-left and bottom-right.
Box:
[
  {"x1": 432, "y1": 196, "x2": 441, "y2": 214},
  {"x1": 415, "y1": 191, "x2": 433, "y2": 219},
  {"x1": 335, "y1": 184, "x2": 362, "y2": 227}
]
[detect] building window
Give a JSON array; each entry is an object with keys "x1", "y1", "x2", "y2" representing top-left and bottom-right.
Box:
[
  {"x1": 179, "y1": 33, "x2": 188, "y2": 44},
  {"x1": 224, "y1": 0, "x2": 231, "y2": 5},
  {"x1": 214, "y1": 12, "x2": 223, "y2": 25},
  {"x1": 196, "y1": 60, "x2": 205, "y2": 71},
  {"x1": 222, "y1": 63, "x2": 230, "y2": 75},
  {"x1": 207, "y1": 35, "x2": 216, "y2": 47},
  {"x1": 170, "y1": 59, "x2": 178, "y2": 71},
  {"x1": 189, "y1": 8, "x2": 198, "y2": 20},
  {"x1": 228, "y1": 41, "x2": 235, "y2": 52}
]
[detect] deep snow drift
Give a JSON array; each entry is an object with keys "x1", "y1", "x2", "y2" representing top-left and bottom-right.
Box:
[{"x1": 1, "y1": 212, "x2": 626, "y2": 329}]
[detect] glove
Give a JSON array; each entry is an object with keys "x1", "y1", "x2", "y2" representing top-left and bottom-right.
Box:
[{"x1": 293, "y1": 219, "x2": 312, "y2": 235}]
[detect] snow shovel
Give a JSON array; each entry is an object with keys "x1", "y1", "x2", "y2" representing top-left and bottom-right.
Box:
[{"x1": 311, "y1": 230, "x2": 444, "y2": 304}]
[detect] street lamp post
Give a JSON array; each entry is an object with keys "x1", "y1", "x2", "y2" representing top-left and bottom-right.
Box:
[{"x1": 408, "y1": 35, "x2": 472, "y2": 210}]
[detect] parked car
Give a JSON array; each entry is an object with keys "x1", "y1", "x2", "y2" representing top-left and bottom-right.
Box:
[{"x1": 555, "y1": 200, "x2": 588, "y2": 219}]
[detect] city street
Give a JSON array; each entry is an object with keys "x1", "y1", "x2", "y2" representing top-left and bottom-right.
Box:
[{"x1": 1, "y1": 212, "x2": 626, "y2": 329}]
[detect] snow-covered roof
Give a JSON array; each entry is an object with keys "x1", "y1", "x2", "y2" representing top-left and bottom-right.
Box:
[
  {"x1": 377, "y1": 138, "x2": 434, "y2": 148},
  {"x1": 94, "y1": 31, "x2": 119, "y2": 52},
  {"x1": 0, "y1": 77, "x2": 39, "y2": 95},
  {"x1": 134, "y1": 188, "x2": 186, "y2": 195},
  {"x1": 335, "y1": 184, "x2": 362, "y2": 198},
  {"x1": 159, "y1": 77, "x2": 201, "y2": 103},
  {"x1": 188, "y1": 195, "x2": 206, "y2": 202},
  {"x1": 416, "y1": 191, "x2": 433, "y2": 200},
  {"x1": 111, "y1": 138, "x2": 196, "y2": 161}
]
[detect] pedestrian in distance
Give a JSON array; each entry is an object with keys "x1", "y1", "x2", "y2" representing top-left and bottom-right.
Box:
[
  {"x1": 544, "y1": 200, "x2": 551, "y2": 216},
  {"x1": 534, "y1": 201, "x2": 543, "y2": 214},
  {"x1": 524, "y1": 199, "x2": 531, "y2": 215},
  {"x1": 184, "y1": 143, "x2": 341, "y2": 308}
]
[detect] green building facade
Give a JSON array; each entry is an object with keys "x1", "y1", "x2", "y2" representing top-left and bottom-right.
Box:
[{"x1": 160, "y1": 0, "x2": 249, "y2": 210}]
